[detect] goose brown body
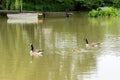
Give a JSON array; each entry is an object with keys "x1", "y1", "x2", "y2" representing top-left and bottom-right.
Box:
[
  {"x1": 84, "y1": 38, "x2": 100, "y2": 49},
  {"x1": 30, "y1": 43, "x2": 43, "y2": 57}
]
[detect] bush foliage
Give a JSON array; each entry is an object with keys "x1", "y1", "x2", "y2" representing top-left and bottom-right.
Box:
[{"x1": 88, "y1": 7, "x2": 118, "y2": 17}]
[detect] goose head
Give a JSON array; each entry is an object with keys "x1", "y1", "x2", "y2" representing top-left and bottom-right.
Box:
[
  {"x1": 30, "y1": 43, "x2": 34, "y2": 51},
  {"x1": 84, "y1": 38, "x2": 89, "y2": 44}
]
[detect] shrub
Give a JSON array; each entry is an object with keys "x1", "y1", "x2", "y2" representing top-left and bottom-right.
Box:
[
  {"x1": 88, "y1": 7, "x2": 118, "y2": 17},
  {"x1": 88, "y1": 9, "x2": 99, "y2": 17}
]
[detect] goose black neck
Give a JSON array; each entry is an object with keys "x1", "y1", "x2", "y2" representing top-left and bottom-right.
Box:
[
  {"x1": 85, "y1": 38, "x2": 89, "y2": 44},
  {"x1": 31, "y1": 44, "x2": 34, "y2": 51}
]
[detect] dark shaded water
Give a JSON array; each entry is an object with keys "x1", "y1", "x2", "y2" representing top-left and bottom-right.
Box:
[{"x1": 0, "y1": 13, "x2": 120, "y2": 80}]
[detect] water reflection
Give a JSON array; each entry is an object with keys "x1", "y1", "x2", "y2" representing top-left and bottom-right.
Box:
[
  {"x1": 0, "y1": 14, "x2": 120, "y2": 80},
  {"x1": 7, "y1": 19, "x2": 39, "y2": 24},
  {"x1": 96, "y1": 55, "x2": 120, "y2": 80}
]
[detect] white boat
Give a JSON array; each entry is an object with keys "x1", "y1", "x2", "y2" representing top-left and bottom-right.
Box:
[{"x1": 7, "y1": 13, "x2": 38, "y2": 19}]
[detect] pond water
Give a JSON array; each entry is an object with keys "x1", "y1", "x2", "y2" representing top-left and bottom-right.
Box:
[{"x1": 0, "y1": 13, "x2": 120, "y2": 80}]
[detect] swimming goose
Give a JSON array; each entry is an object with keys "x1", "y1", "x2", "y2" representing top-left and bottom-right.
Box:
[
  {"x1": 84, "y1": 38, "x2": 100, "y2": 49},
  {"x1": 29, "y1": 43, "x2": 43, "y2": 57}
]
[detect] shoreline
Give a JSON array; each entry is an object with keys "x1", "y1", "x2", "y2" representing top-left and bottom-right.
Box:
[{"x1": 0, "y1": 10, "x2": 73, "y2": 18}]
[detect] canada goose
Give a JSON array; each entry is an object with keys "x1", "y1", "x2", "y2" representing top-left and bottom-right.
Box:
[
  {"x1": 84, "y1": 38, "x2": 100, "y2": 49},
  {"x1": 29, "y1": 43, "x2": 43, "y2": 57}
]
